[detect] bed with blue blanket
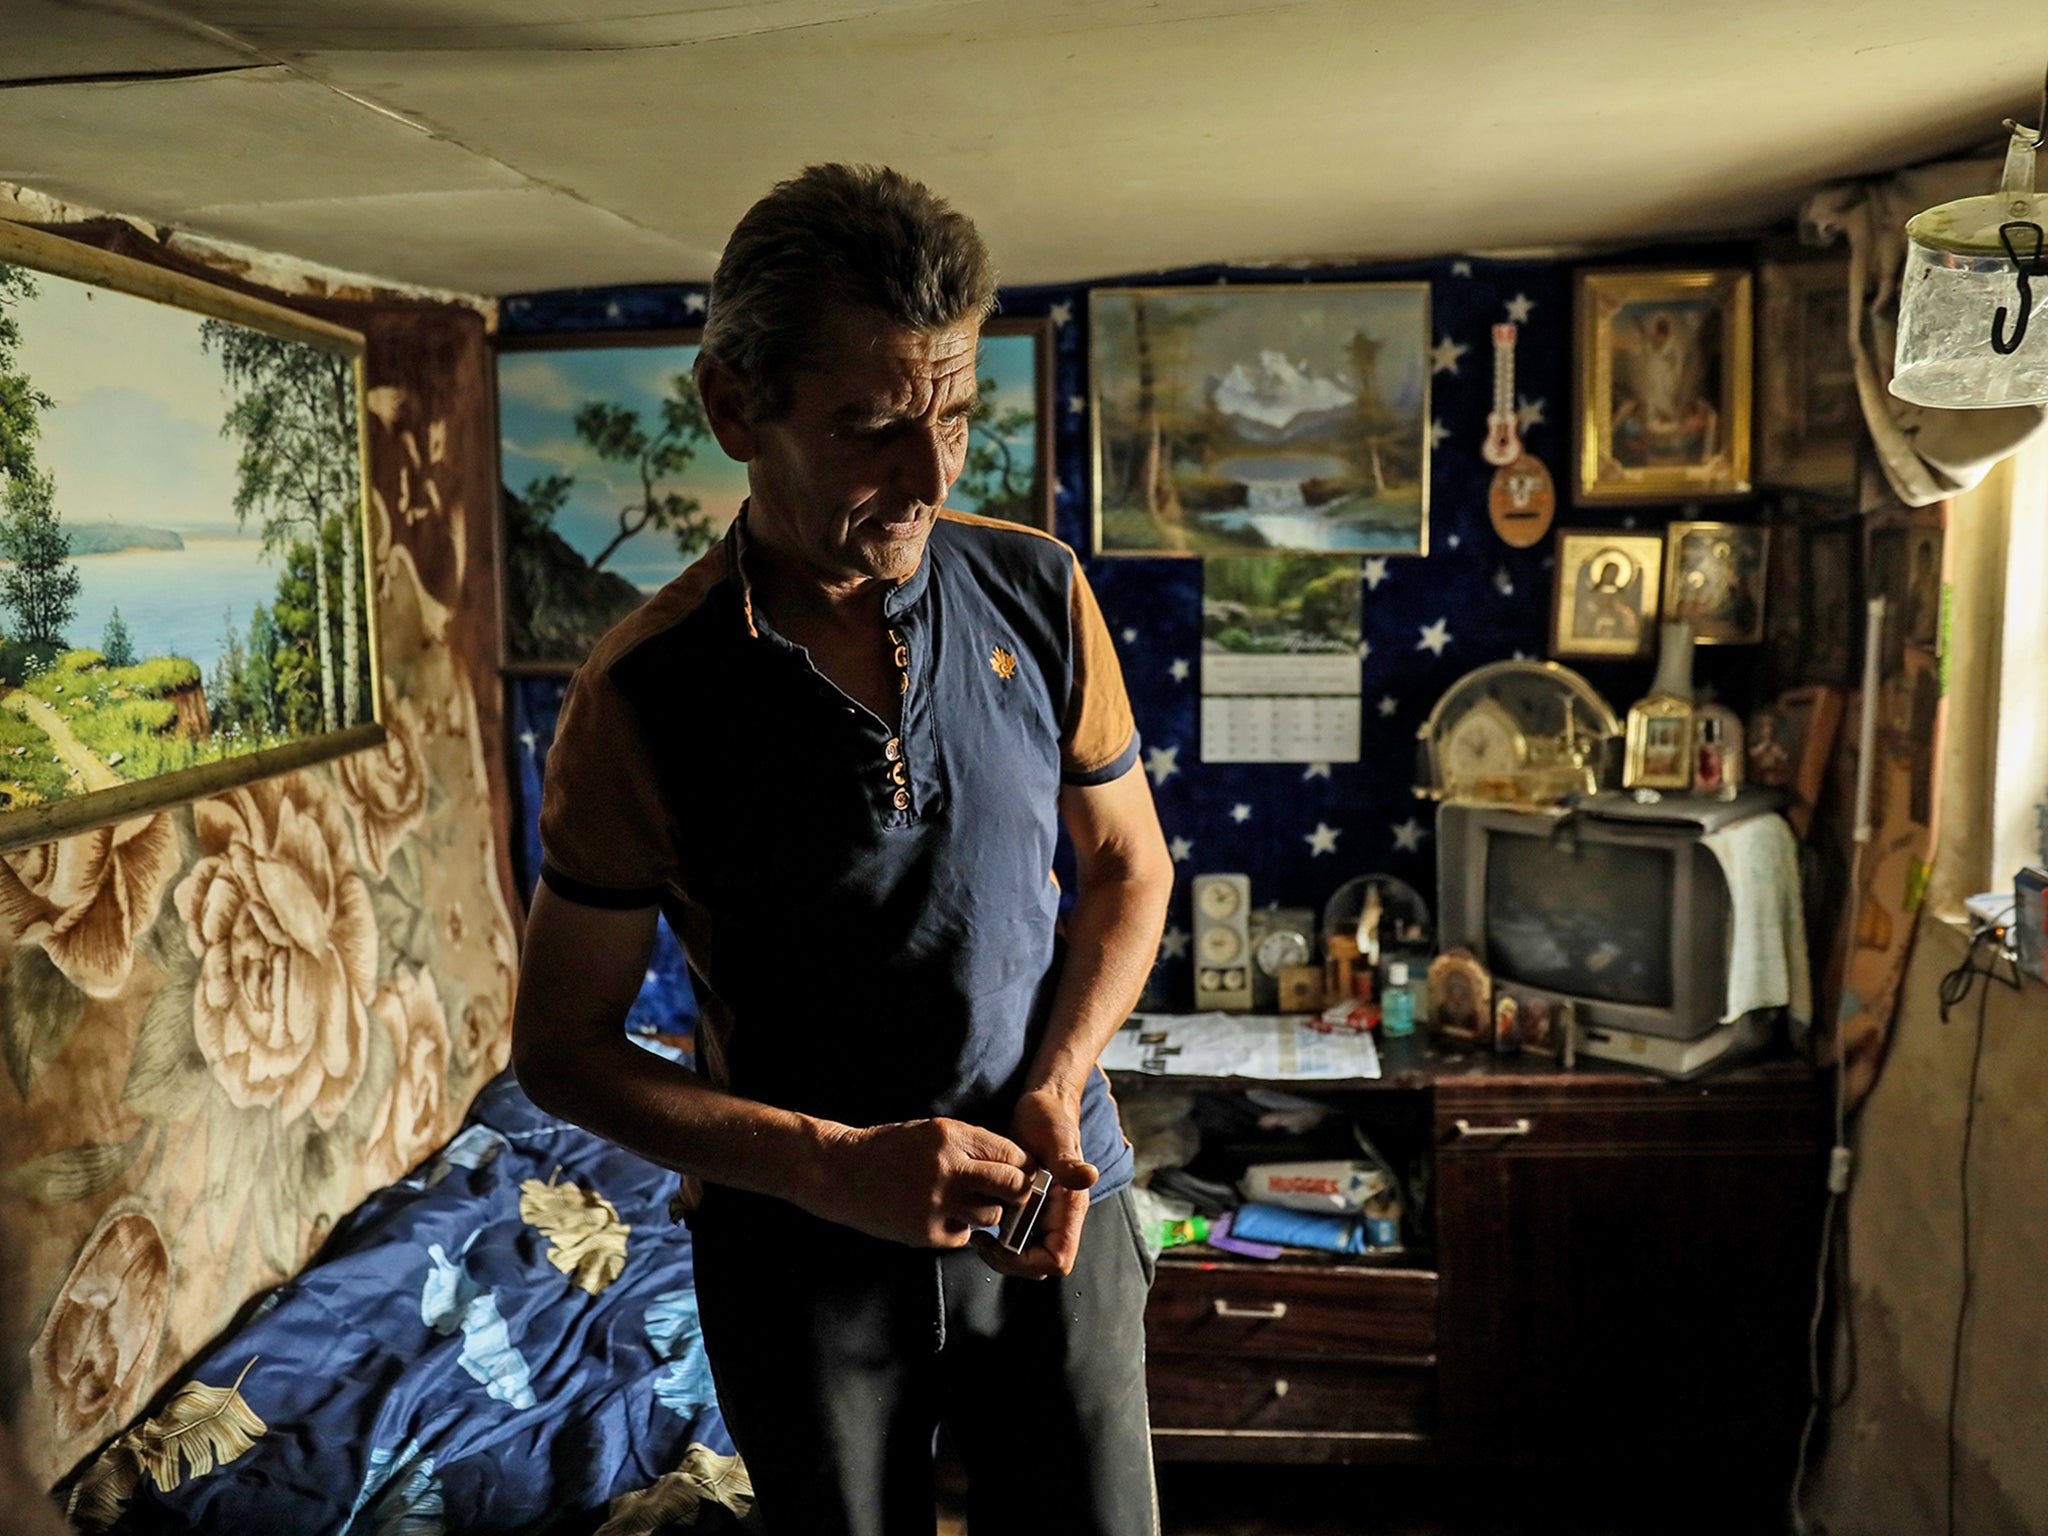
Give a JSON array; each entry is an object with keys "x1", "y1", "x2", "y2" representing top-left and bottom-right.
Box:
[
  {"x1": 53, "y1": 682, "x2": 741, "y2": 1535},
  {"x1": 58, "y1": 1041, "x2": 742, "y2": 1535}
]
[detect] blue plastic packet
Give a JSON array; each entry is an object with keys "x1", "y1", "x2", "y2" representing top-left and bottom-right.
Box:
[{"x1": 1228, "y1": 1201, "x2": 1368, "y2": 1254}]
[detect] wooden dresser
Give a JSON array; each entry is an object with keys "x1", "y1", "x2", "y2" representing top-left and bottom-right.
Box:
[{"x1": 1114, "y1": 1034, "x2": 1830, "y2": 1468}]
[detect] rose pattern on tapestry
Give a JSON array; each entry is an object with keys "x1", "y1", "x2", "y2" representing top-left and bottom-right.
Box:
[
  {"x1": 30, "y1": 1210, "x2": 171, "y2": 1439},
  {"x1": 337, "y1": 681, "x2": 429, "y2": 878},
  {"x1": 364, "y1": 964, "x2": 451, "y2": 1190},
  {"x1": 1, "y1": 297, "x2": 518, "y2": 1490},
  {"x1": 177, "y1": 775, "x2": 378, "y2": 1128},
  {"x1": 0, "y1": 813, "x2": 179, "y2": 1000}
]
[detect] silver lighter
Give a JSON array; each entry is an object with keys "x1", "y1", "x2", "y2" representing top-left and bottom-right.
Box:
[{"x1": 996, "y1": 1168, "x2": 1054, "y2": 1254}]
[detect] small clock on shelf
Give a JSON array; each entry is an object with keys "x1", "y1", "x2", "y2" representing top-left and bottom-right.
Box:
[
  {"x1": 1417, "y1": 659, "x2": 1622, "y2": 808},
  {"x1": 1247, "y1": 906, "x2": 1317, "y2": 1010}
]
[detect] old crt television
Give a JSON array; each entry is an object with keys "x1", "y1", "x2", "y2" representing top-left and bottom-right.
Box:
[{"x1": 1437, "y1": 799, "x2": 1740, "y2": 1042}]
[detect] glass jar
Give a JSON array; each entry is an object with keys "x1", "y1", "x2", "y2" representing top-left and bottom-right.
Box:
[{"x1": 1892, "y1": 132, "x2": 2048, "y2": 409}]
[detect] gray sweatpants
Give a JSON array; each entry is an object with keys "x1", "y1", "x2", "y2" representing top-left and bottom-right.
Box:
[{"x1": 689, "y1": 1185, "x2": 1159, "y2": 1535}]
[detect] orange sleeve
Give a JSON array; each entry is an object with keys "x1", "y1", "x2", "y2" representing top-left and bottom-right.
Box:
[
  {"x1": 537, "y1": 661, "x2": 676, "y2": 908},
  {"x1": 1060, "y1": 553, "x2": 1141, "y2": 785}
]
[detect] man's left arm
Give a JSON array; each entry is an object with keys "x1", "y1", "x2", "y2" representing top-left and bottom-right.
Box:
[{"x1": 976, "y1": 759, "x2": 1171, "y2": 1278}]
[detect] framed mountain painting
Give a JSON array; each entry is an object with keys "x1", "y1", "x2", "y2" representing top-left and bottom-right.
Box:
[{"x1": 1090, "y1": 283, "x2": 1431, "y2": 557}]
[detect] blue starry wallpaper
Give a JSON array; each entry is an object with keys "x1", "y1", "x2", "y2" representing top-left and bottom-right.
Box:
[{"x1": 501, "y1": 254, "x2": 1765, "y2": 1014}]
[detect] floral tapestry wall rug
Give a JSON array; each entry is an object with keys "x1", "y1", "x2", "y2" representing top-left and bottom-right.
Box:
[{"x1": 0, "y1": 295, "x2": 520, "y2": 1489}]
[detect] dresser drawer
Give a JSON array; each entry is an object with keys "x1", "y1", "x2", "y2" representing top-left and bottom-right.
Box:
[
  {"x1": 1146, "y1": 1258, "x2": 1437, "y2": 1364},
  {"x1": 1147, "y1": 1354, "x2": 1434, "y2": 1436},
  {"x1": 1434, "y1": 1076, "x2": 1826, "y2": 1156}
]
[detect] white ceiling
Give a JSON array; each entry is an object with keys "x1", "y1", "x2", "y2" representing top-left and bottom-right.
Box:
[{"x1": 1, "y1": 0, "x2": 2042, "y2": 296}]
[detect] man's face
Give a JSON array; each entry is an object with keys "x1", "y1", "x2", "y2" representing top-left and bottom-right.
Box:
[{"x1": 744, "y1": 306, "x2": 980, "y2": 588}]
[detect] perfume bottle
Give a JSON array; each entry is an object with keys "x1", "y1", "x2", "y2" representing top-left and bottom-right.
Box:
[
  {"x1": 1692, "y1": 704, "x2": 1744, "y2": 801},
  {"x1": 1625, "y1": 621, "x2": 1696, "y2": 793}
]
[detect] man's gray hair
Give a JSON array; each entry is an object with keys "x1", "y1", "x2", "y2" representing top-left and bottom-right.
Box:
[{"x1": 699, "y1": 164, "x2": 998, "y2": 421}]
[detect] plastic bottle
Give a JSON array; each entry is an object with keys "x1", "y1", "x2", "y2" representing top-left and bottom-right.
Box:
[
  {"x1": 1381, "y1": 961, "x2": 1416, "y2": 1037},
  {"x1": 1157, "y1": 1213, "x2": 1211, "y2": 1249}
]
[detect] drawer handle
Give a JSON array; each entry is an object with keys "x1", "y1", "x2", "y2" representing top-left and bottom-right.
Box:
[
  {"x1": 1453, "y1": 1117, "x2": 1533, "y2": 1139},
  {"x1": 1272, "y1": 1378, "x2": 1290, "y2": 1399},
  {"x1": 1212, "y1": 1299, "x2": 1289, "y2": 1321}
]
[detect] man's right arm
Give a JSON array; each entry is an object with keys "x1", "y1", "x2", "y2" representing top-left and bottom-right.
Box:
[{"x1": 510, "y1": 880, "x2": 1031, "y2": 1247}]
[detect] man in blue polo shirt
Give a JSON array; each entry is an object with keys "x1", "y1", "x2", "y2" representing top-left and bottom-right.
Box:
[{"x1": 512, "y1": 164, "x2": 1173, "y2": 1535}]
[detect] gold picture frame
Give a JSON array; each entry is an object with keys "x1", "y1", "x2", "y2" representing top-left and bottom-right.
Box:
[
  {"x1": 1624, "y1": 701, "x2": 1695, "y2": 791},
  {"x1": 1757, "y1": 255, "x2": 1859, "y2": 493},
  {"x1": 1550, "y1": 530, "x2": 1664, "y2": 659},
  {"x1": 1575, "y1": 268, "x2": 1753, "y2": 502},
  {"x1": 0, "y1": 219, "x2": 385, "y2": 854},
  {"x1": 1663, "y1": 521, "x2": 1769, "y2": 645}
]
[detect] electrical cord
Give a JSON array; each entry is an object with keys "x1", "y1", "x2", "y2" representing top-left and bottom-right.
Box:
[
  {"x1": 1788, "y1": 919, "x2": 2014, "y2": 1536},
  {"x1": 1936, "y1": 921, "x2": 2015, "y2": 1536},
  {"x1": 1788, "y1": 977, "x2": 1851, "y2": 1536}
]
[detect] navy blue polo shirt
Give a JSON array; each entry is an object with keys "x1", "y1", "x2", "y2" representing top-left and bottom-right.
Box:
[{"x1": 539, "y1": 508, "x2": 1142, "y2": 1222}]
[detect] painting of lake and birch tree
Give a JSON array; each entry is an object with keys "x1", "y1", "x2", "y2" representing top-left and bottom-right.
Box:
[
  {"x1": 496, "y1": 320, "x2": 1050, "y2": 668},
  {"x1": 0, "y1": 224, "x2": 379, "y2": 849},
  {"x1": 1091, "y1": 284, "x2": 1431, "y2": 557}
]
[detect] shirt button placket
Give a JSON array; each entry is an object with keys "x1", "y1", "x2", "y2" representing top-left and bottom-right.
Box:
[{"x1": 888, "y1": 628, "x2": 913, "y2": 816}]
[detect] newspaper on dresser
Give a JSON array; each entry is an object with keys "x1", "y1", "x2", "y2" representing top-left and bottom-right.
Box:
[{"x1": 1100, "y1": 1012, "x2": 1381, "y2": 1080}]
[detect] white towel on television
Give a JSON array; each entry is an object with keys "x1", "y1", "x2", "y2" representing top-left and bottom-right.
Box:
[{"x1": 1700, "y1": 813, "x2": 1811, "y2": 1025}]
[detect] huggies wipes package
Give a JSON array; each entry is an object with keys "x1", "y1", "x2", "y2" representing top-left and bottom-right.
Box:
[{"x1": 1238, "y1": 1159, "x2": 1387, "y2": 1214}]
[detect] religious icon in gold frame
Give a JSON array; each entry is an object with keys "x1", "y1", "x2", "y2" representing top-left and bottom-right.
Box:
[{"x1": 1575, "y1": 267, "x2": 1752, "y2": 502}]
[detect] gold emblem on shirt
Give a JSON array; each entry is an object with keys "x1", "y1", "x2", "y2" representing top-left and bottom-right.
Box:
[{"x1": 989, "y1": 645, "x2": 1018, "y2": 681}]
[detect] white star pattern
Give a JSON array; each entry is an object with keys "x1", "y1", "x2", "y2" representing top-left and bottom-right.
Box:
[
  {"x1": 1168, "y1": 658, "x2": 1190, "y2": 682},
  {"x1": 518, "y1": 729, "x2": 538, "y2": 753},
  {"x1": 1392, "y1": 817, "x2": 1428, "y2": 853},
  {"x1": 1451, "y1": 260, "x2": 1474, "y2": 277},
  {"x1": 1494, "y1": 567, "x2": 1515, "y2": 595},
  {"x1": 1121, "y1": 627, "x2": 1138, "y2": 644},
  {"x1": 1362, "y1": 558, "x2": 1389, "y2": 591},
  {"x1": 1230, "y1": 803, "x2": 1253, "y2": 823},
  {"x1": 1169, "y1": 836, "x2": 1195, "y2": 863},
  {"x1": 1053, "y1": 477, "x2": 1066, "y2": 499},
  {"x1": 1513, "y1": 650, "x2": 1533, "y2": 662},
  {"x1": 1428, "y1": 417, "x2": 1451, "y2": 450},
  {"x1": 1146, "y1": 744, "x2": 1181, "y2": 785},
  {"x1": 1447, "y1": 533, "x2": 1461, "y2": 549},
  {"x1": 685, "y1": 292, "x2": 707, "y2": 314},
  {"x1": 1305, "y1": 822, "x2": 1342, "y2": 856},
  {"x1": 1429, "y1": 336, "x2": 1468, "y2": 376},
  {"x1": 1301, "y1": 762, "x2": 1332, "y2": 780},
  {"x1": 1417, "y1": 618, "x2": 1452, "y2": 655},
  {"x1": 1378, "y1": 694, "x2": 1398, "y2": 717},
  {"x1": 1504, "y1": 293, "x2": 1535, "y2": 324},
  {"x1": 1356, "y1": 639, "x2": 1372, "y2": 661},
  {"x1": 1068, "y1": 395, "x2": 1086, "y2": 415},
  {"x1": 1049, "y1": 302, "x2": 1073, "y2": 326},
  {"x1": 1159, "y1": 926, "x2": 1190, "y2": 961},
  {"x1": 1515, "y1": 396, "x2": 1546, "y2": 432}
]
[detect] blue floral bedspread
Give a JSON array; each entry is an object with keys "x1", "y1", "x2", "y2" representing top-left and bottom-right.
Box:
[{"x1": 62, "y1": 1051, "x2": 728, "y2": 1535}]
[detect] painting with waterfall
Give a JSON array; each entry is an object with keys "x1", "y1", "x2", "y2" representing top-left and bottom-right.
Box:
[
  {"x1": 1090, "y1": 282, "x2": 1431, "y2": 557},
  {"x1": 0, "y1": 221, "x2": 381, "y2": 852}
]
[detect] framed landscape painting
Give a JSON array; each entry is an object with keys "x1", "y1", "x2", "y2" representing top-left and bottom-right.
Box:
[
  {"x1": 1091, "y1": 283, "x2": 1431, "y2": 557},
  {"x1": 0, "y1": 220, "x2": 383, "y2": 853},
  {"x1": 495, "y1": 316, "x2": 1053, "y2": 670}
]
